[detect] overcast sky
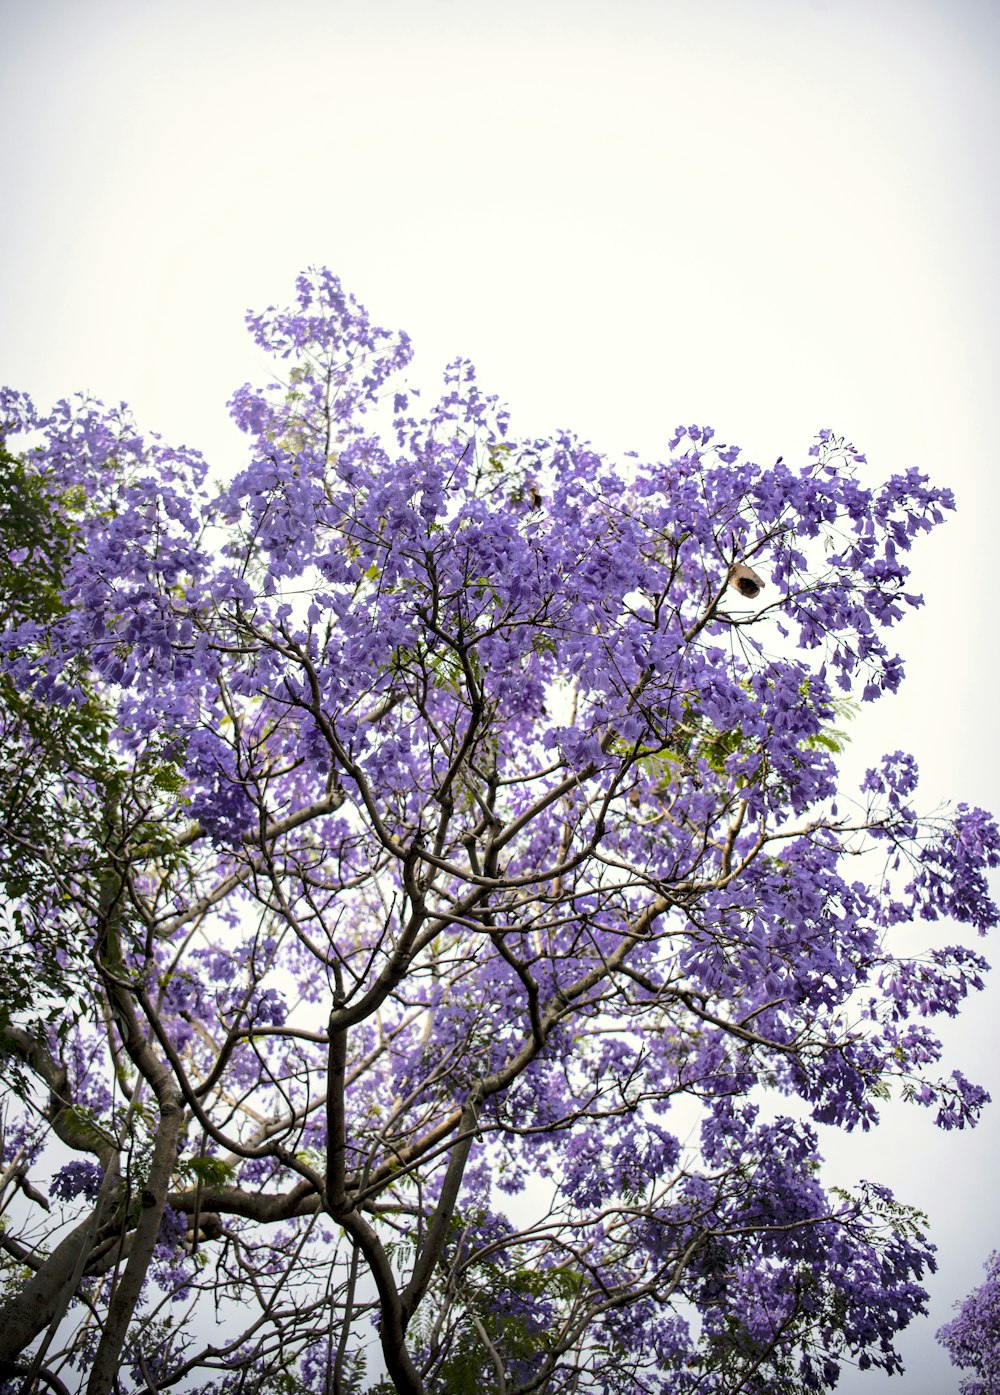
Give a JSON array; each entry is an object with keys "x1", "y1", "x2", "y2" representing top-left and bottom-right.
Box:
[{"x1": 2, "y1": 1, "x2": 998, "y2": 1389}]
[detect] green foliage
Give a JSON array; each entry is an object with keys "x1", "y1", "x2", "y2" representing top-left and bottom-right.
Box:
[
  {"x1": 414, "y1": 1210, "x2": 588, "y2": 1395},
  {"x1": 0, "y1": 441, "x2": 198, "y2": 1060},
  {"x1": 801, "y1": 690, "x2": 857, "y2": 755},
  {"x1": 0, "y1": 440, "x2": 77, "y2": 628},
  {"x1": 0, "y1": 445, "x2": 101, "y2": 1045},
  {"x1": 436, "y1": 1263, "x2": 574, "y2": 1394},
  {"x1": 321, "y1": 1350, "x2": 369, "y2": 1395},
  {"x1": 0, "y1": 445, "x2": 149, "y2": 1060},
  {"x1": 177, "y1": 1154, "x2": 239, "y2": 1187}
]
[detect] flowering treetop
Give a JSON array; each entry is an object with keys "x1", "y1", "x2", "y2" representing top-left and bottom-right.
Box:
[{"x1": 0, "y1": 269, "x2": 996, "y2": 1395}]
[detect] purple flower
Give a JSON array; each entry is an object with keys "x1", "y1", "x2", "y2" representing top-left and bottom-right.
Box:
[{"x1": 51, "y1": 1159, "x2": 103, "y2": 1203}]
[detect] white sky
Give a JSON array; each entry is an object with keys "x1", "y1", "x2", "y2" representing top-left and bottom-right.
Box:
[{"x1": 2, "y1": 1, "x2": 998, "y2": 1389}]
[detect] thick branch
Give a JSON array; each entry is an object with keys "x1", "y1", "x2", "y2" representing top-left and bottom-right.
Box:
[
  {"x1": 86, "y1": 1089, "x2": 184, "y2": 1395},
  {"x1": 400, "y1": 1094, "x2": 481, "y2": 1323},
  {"x1": 0, "y1": 1026, "x2": 116, "y2": 1163}
]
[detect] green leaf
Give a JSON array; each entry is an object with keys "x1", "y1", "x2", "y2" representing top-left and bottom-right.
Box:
[{"x1": 179, "y1": 1155, "x2": 238, "y2": 1186}]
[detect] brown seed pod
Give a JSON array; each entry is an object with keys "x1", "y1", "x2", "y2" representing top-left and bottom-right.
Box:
[{"x1": 729, "y1": 564, "x2": 765, "y2": 599}]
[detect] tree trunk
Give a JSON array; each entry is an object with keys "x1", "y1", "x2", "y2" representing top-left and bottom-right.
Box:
[
  {"x1": 0, "y1": 1162, "x2": 120, "y2": 1366},
  {"x1": 86, "y1": 1089, "x2": 184, "y2": 1395}
]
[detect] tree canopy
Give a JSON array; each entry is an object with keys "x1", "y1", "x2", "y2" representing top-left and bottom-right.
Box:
[{"x1": 0, "y1": 269, "x2": 997, "y2": 1395}]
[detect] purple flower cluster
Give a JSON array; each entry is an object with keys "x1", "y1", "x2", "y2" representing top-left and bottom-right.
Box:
[
  {"x1": 938, "y1": 1250, "x2": 1000, "y2": 1394},
  {"x1": 50, "y1": 1158, "x2": 103, "y2": 1203}
]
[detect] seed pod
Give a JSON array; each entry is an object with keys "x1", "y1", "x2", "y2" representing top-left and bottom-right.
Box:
[{"x1": 729, "y1": 564, "x2": 765, "y2": 599}]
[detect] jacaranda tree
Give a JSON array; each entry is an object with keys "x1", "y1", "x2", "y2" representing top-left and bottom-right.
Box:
[
  {"x1": 0, "y1": 269, "x2": 997, "y2": 1395},
  {"x1": 938, "y1": 1250, "x2": 1000, "y2": 1395}
]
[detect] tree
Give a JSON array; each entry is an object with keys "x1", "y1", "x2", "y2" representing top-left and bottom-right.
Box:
[
  {"x1": 0, "y1": 432, "x2": 110, "y2": 1043},
  {"x1": 0, "y1": 268, "x2": 997, "y2": 1395},
  {"x1": 938, "y1": 1251, "x2": 1000, "y2": 1395}
]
